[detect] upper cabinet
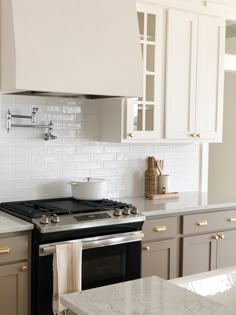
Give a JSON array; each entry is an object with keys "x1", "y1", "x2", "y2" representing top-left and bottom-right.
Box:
[
  {"x1": 166, "y1": 10, "x2": 225, "y2": 142},
  {"x1": 165, "y1": 10, "x2": 198, "y2": 141},
  {"x1": 98, "y1": 3, "x2": 225, "y2": 143},
  {"x1": 126, "y1": 4, "x2": 164, "y2": 141}
]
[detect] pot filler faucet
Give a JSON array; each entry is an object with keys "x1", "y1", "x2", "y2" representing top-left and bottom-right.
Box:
[{"x1": 6, "y1": 108, "x2": 57, "y2": 141}]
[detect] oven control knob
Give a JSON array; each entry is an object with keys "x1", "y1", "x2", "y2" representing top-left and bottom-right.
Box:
[
  {"x1": 113, "y1": 208, "x2": 122, "y2": 216},
  {"x1": 40, "y1": 215, "x2": 49, "y2": 225},
  {"x1": 131, "y1": 207, "x2": 139, "y2": 215},
  {"x1": 122, "y1": 207, "x2": 131, "y2": 216},
  {"x1": 51, "y1": 214, "x2": 60, "y2": 224}
]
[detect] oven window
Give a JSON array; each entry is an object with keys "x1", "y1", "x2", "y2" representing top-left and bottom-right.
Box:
[{"x1": 82, "y1": 242, "x2": 141, "y2": 290}]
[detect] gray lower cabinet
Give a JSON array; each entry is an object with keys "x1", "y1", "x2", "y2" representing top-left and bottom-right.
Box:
[
  {"x1": 182, "y1": 230, "x2": 236, "y2": 276},
  {"x1": 142, "y1": 239, "x2": 177, "y2": 280},
  {"x1": 182, "y1": 233, "x2": 217, "y2": 276},
  {"x1": 0, "y1": 262, "x2": 28, "y2": 315},
  {"x1": 217, "y1": 230, "x2": 236, "y2": 269}
]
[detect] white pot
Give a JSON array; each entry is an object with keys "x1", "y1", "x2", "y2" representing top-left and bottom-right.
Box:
[{"x1": 69, "y1": 178, "x2": 107, "y2": 200}]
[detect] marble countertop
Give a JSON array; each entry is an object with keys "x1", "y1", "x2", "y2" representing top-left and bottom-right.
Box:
[
  {"x1": 0, "y1": 211, "x2": 33, "y2": 234},
  {"x1": 117, "y1": 192, "x2": 236, "y2": 218},
  {"x1": 61, "y1": 276, "x2": 235, "y2": 315}
]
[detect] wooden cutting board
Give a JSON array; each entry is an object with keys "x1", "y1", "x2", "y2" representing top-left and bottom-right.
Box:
[{"x1": 146, "y1": 192, "x2": 179, "y2": 200}]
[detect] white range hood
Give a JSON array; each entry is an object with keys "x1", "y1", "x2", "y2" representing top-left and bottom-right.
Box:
[{"x1": 0, "y1": 0, "x2": 143, "y2": 98}]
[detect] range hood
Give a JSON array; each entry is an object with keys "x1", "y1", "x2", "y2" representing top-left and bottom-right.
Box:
[{"x1": 0, "y1": 0, "x2": 143, "y2": 98}]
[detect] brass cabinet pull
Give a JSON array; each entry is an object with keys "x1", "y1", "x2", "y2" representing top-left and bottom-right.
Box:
[
  {"x1": 218, "y1": 235, "x2": 225, "y2": 240},
  {"x1": 196, "y1": 133, "x2": 201, "y2": 138},
  {"x1": 191, "y1": 133, "x2": 197, "y2": 138},
  {"x1": 196, "y1": 220, "x2": 208, "y2": 226},
  {"x1": 212, "y1": 235, "x2": 219, "y2": 240},
  {"x1": 228, "y1": 218, "x2": 236, "y2": 222},
  {"x1": 21, "y1": 266, "x2": 28, "y2": 272},
  {"x1": 153, "y1": 226, "x2": 167, "y2": 232},
  {"x1": 0, "y1": 247, "x2": 11, "y2": 254},
  {"x1": 128, "y1": 133, "x2": 134, "y2": 138},
  {"x1": 143, "y1": 246, "x2": 150, "y2": 251}
]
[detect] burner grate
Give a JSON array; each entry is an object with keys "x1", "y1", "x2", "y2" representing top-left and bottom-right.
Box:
[{"x1": 0, "y1": 198, "x2": 133, "y2": 219}]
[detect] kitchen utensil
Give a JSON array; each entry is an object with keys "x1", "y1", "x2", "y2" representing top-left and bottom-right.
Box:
[
  {"x1": 156, "y1": 159, "x2": 164, "y2": 176},
  {"x1": 69, "y1": 178, "x2": 107, "y2": 200}
]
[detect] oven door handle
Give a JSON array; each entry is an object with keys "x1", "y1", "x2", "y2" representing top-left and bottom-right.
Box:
[{"x1": 39, "y1": 231, "x2": 144, "y2": 256}]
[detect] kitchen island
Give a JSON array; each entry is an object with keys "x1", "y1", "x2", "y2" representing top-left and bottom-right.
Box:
[{"x1": 61, "y1": 276, "x2": 235, "y2": 315}]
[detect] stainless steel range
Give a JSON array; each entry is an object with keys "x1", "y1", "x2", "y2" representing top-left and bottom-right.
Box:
[{"x1": 0, "y1": 198, "x2": 145, "y2": 315}]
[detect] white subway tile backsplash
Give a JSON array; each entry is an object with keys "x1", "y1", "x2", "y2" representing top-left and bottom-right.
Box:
[{"x1": 0, "y1": 95, "x2": 199, "y2": 201}]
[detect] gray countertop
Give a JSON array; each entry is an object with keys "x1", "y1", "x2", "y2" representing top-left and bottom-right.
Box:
[
  {"x1": 61, "y1": 276, "x2": 235, "y2": 315},
  {"x1": 117, "y1": 192, "x2": 236, "y2": 218},
  {"x1": 0, "y1": 211, "x2": 33, "y2": 234},
  {"x1": 1, "y1": 191, "x2": 236, "y2": 232}
]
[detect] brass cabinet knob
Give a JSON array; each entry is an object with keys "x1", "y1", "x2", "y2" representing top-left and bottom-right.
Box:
[
  {"x1": 128, "y1": 132, "x2": 134, "y2": 138},
  {"x1": 143, "y1": 246, "x2": 150, "y2": 251},
  {"x1": 21, "y1": 266, "x2": 28, "y2": 272},
  {"x1": 218, "y1": 235, "x2": 225, "y2": 240},
  {"x1": 153, "y1": 226, "x2": 167, "y2": 232},
  {"x1": 196, "y1": 220, "x2": 208, "y2": 226},
  {"x1": 191, "y1": 133, "x2": 201, "y2": 139},
  {"x1": 212, "y1": 235, "x2": 219, "y2": 240},
  {"x1": 0, "y1": 247, "x2": 11, "y2": 254}
]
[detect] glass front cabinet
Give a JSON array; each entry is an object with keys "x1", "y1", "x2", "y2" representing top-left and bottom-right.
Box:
[{"x1": 126, "y1": 4, "x2": 164, "y2": 141}]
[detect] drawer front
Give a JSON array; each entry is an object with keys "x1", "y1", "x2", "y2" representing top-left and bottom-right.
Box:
[
  {"x1": 183, "y1": 210, "x2": 236, "y2": 235},
  {"x1": 0, "y1": 235, "x2": 28, "y2": 264},
  {"x1": 143, "y1": 217, "x2": 177, "y2": 241}
]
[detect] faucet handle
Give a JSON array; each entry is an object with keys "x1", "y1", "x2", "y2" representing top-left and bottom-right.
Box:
[{"x1": 44, "y1": 121, "x2": 57, "y2": 141}]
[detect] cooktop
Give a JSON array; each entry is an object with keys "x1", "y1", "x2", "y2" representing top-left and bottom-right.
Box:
[{"x1": 0, "y1": 198, "x2": 133, "y2": 220}]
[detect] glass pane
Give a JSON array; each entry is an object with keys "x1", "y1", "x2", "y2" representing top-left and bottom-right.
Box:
[
  {"x1": 146, "y1": 75, "x2": 155, "y2": 102},
  {"x1": 226, "y1": 20, "x2": 236, "y2": 55},
  {"x1": 146, "y1": 45, "x2": 155, "y2": 72},
  {"x1": 145, "y1": 105, "x2": 154, "y2": 131},
  {"x1": 147, "y1": 14, "x2": 156, "y2": 41},
  {"x1": 133, "y1": 103, "x2": 143, "y2": 131},
  {"x1": 141, "y1": 43, "x2": 144, "y2": 59},
  {"x1": 138, "y1": 12, "x2": 144, "y2": 40}
]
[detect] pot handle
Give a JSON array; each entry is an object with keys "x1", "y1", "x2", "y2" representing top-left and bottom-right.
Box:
[{"x1": 68, "y1": 181, "x2": 77, "y2": 186}]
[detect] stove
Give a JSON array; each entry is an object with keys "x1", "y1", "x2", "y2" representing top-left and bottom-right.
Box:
[
  {"x1": 0, "y1": 197, "x2": 145, "y2": 233},
  {"x1": 1, "y1": 197, "x2": 145, "y2": 315}
]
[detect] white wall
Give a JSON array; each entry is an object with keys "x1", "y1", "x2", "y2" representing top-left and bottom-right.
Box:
[
  {"x1": 209, "y1": 34, "x2": 236, "y2": 195},
  {"x1": 209, "y1": 72, "x2": 236, "y2": 195},
  {"x1": 0, "y1": 95, "x2": 200, "y2": 202}
]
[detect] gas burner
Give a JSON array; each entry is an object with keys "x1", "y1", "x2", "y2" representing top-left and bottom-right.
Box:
[{"x1": 0, "y1": 198, "x2": 140, "y2": 222}]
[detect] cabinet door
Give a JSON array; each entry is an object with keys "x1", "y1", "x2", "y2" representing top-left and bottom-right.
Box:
[
  {"x1": 0, "y1": 262, "x2": 28, "y2": 315},
  {"x1": 195, "y1": 15, "x2": 225, "y2": 141},
  {"x1": 165, "y1": 9, "x2": 197, "y2": 140},
  {"x1": 142, "y1": 239, "x2": 177, "y2": 280},
  {"x1": 217, "y1": 230, "x2": 236, "y2": 269},
  {"x1": 126, "y1": 3, "x2": 164, "y2": 140},
  {"x1": 182, "y1": 233, "x2": 217, "y2": 276}
]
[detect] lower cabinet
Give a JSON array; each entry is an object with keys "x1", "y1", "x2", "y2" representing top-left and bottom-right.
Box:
[
  {"x1": 182, "y1": 233, "x2": 217, "y2": 276},
  {"x1": 142, "y1": 239, "x2": 177, "y2": 280},
  {"x1": 0, "y1": 262, "x2": 28, "y2": 315},
  {"x1": 182, "y1": 230, "x2": 236, "y2": 276},
  {"x1": 143, "y1": 209, "x2": 236, "y2": 280},
  {"x1": 217, "y1": 230, "x2": 236, "y2": 269}
]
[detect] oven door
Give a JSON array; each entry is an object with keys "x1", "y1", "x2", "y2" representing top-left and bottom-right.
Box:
[{"x1": 36, "y1": 231, "x2": 143, "y2": 315}]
